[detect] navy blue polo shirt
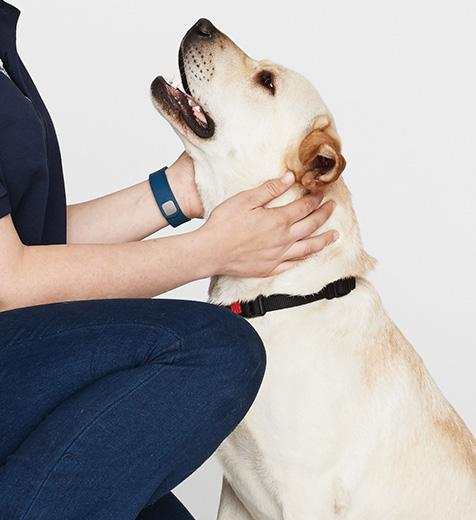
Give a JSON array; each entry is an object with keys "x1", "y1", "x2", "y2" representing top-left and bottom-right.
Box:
[{"x1": 0, "y1": 1, "x2": 66, "y2": 245}]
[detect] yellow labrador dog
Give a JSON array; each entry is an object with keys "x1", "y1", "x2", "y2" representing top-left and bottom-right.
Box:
[{"x1": 151, "y1": 19, "x2": 476, "y2": 520}]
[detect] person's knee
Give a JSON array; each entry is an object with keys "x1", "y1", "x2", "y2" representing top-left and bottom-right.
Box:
[
  {"x1": 205, "y1": 310, "x2": 266, "y2": 411},
  {"x1": 142, "y1": 300, "x2": 266, "y2": 409}
]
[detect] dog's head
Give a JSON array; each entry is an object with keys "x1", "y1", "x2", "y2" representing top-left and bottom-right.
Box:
[{"x1": 152, "y1": 19, "x2": 346, "y2": 211}]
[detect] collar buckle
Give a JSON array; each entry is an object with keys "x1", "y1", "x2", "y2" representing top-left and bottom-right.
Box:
[
  {"x1": 240, "y1": 295, "x2": 266, "y2": 318},
  {"x1": 324, "y1": 277, "x2": 356, "y2": 300}
]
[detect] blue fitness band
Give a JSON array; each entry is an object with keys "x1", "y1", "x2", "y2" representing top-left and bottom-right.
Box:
[{"x1": 149, "y1": 167, "x2": 190, "y2": 228}]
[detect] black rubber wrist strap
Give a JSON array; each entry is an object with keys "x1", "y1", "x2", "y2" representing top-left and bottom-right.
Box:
[{"x1": 227, "y1": 277, "x2": 357, "y2": 318}]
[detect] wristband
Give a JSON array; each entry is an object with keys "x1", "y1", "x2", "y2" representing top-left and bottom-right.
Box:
[{"x1": 149, "y1": 167, "x2": 190, "y2": 228}]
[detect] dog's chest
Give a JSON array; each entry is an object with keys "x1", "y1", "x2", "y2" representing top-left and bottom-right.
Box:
[{"x1": 217, "y1": 303, "x2": 371, "y2": 518}]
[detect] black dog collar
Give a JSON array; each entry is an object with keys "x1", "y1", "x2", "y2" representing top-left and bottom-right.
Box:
[{"x1": 227, "y1": 277, "x2": 356, "y2": 319}]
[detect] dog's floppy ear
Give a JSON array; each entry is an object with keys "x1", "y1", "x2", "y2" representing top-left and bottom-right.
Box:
[{"x1": 296, "y1": 116, "x2": 346, "y2": 189}]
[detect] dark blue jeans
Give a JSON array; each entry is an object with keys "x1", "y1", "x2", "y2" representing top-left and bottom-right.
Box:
[{"x1": 0, "y1": 299, "x2": 266, "y2": 520}]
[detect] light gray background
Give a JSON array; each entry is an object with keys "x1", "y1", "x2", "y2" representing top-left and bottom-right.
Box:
[{"x1": 12, "y1": 1, "x2": 475, "y2": 517}]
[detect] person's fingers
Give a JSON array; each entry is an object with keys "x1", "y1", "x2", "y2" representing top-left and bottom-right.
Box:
[
  {"x1": 276, "y1": 192, "x2": 324, "y2": 225},
  {"x1": 282, "y1": 230, "x2": 339, "y2": 261},
  {"x1": 289, "y1": 200, "x2": 336, "y2": 240},
  {"x1": 268, "y1": 260, "x2": 302, "y2": 276},
  {"x1": 242, "y1": 171, "x2": 295, "y2": 208}
]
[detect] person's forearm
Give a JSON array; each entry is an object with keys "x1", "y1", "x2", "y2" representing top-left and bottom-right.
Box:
[
  {"x1": 67, "y1": 180, "x2": 168, "y2": 244},
  {"x1": 1, "y1": 171, "x2": 338, "y2": 312},
  {"x1": 67, "y1": 154, "x2": 201, "y2": 244},
  {"x1": 2, "y1": 230, "x2": 215, "y2": 312}
]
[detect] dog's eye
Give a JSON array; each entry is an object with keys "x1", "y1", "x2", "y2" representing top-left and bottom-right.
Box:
[{"x1": 257, "y1": 70, "x2": 275, "y2": 95}]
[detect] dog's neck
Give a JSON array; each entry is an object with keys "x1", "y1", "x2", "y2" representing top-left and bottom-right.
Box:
[{"x1": 194, "y1": 155, "x2": 375, "y2": 305}]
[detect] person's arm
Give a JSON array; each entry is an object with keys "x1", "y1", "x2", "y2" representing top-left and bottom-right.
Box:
[
  {"x1": 0, "y1": 173, "x2": 337, "y2": 312},
  {"x1": 67, "y1": 153, "x2": 200, "y2": 244}
]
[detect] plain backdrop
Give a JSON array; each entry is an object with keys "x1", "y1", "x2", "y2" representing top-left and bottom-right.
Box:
[{"x1": 11, "y1": 1, "x2": 475, "y2": 517}]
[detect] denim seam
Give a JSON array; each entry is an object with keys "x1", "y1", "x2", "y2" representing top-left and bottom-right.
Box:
[
  {"x1": 39, "y1": 321, "x2": 183, "y2": 343},
  {"x1": 143, "y1": 335, "x2": 182, "y2": 366},
  {"x1": 2, "y1": 321, "x2": 183, "y2": 350},
  {"x1": 19, "y1": 354, "x2": 178, "y2": 520},
  {"x1": 86, "y1": 324, "x2": 179, "y2": 380}
]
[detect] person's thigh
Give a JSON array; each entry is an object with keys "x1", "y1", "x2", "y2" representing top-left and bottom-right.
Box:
[
  {"x1": 0, "y1": 298, "x2": 263, "y2": 461},
  {"x1": 1, "y1": 299, "x2": 212, "y2": 458},
  {"x1": 0, "y1": 299, "x2": 265, "y2": 520}
]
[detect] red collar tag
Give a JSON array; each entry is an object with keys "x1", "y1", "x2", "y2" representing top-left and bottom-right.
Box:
[{"x1": 230, "y1": 302, "x2": 242, "y2": 315}]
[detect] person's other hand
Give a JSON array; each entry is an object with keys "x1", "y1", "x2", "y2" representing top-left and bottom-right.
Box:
[{"x1": 199, "y1": 172, "x2": 338, "y2": 277}]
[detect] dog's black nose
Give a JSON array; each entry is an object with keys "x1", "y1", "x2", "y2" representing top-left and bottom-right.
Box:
[{"x1": 192, "y1": 18, "x2": 217, "y2": 38}]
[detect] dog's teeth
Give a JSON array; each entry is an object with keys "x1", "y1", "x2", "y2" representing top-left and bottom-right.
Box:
[{"x1": 192, "y1": 105, "x2": 207, "y2": 124}]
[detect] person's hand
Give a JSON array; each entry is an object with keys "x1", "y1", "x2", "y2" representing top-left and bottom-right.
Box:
[
  {"x1": 198, "y1": 172, "x2": 338, "y2": 277},
  {"x1": 166, "y1": 152, "x2": 203, "y2": 219}
]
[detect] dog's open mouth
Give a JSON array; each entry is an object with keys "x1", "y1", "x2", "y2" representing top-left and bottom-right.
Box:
[{"x1": 151, "y1": 74, "x2": 215, "y2": 139}]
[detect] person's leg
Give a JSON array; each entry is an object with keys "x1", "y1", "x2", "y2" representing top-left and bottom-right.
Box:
[
  {"x1": 138, "y1": 493, "x2": 194, "y2": 520},
  {"x1": 0, "y1": 299, "x2": 265, "y2": 520}
]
